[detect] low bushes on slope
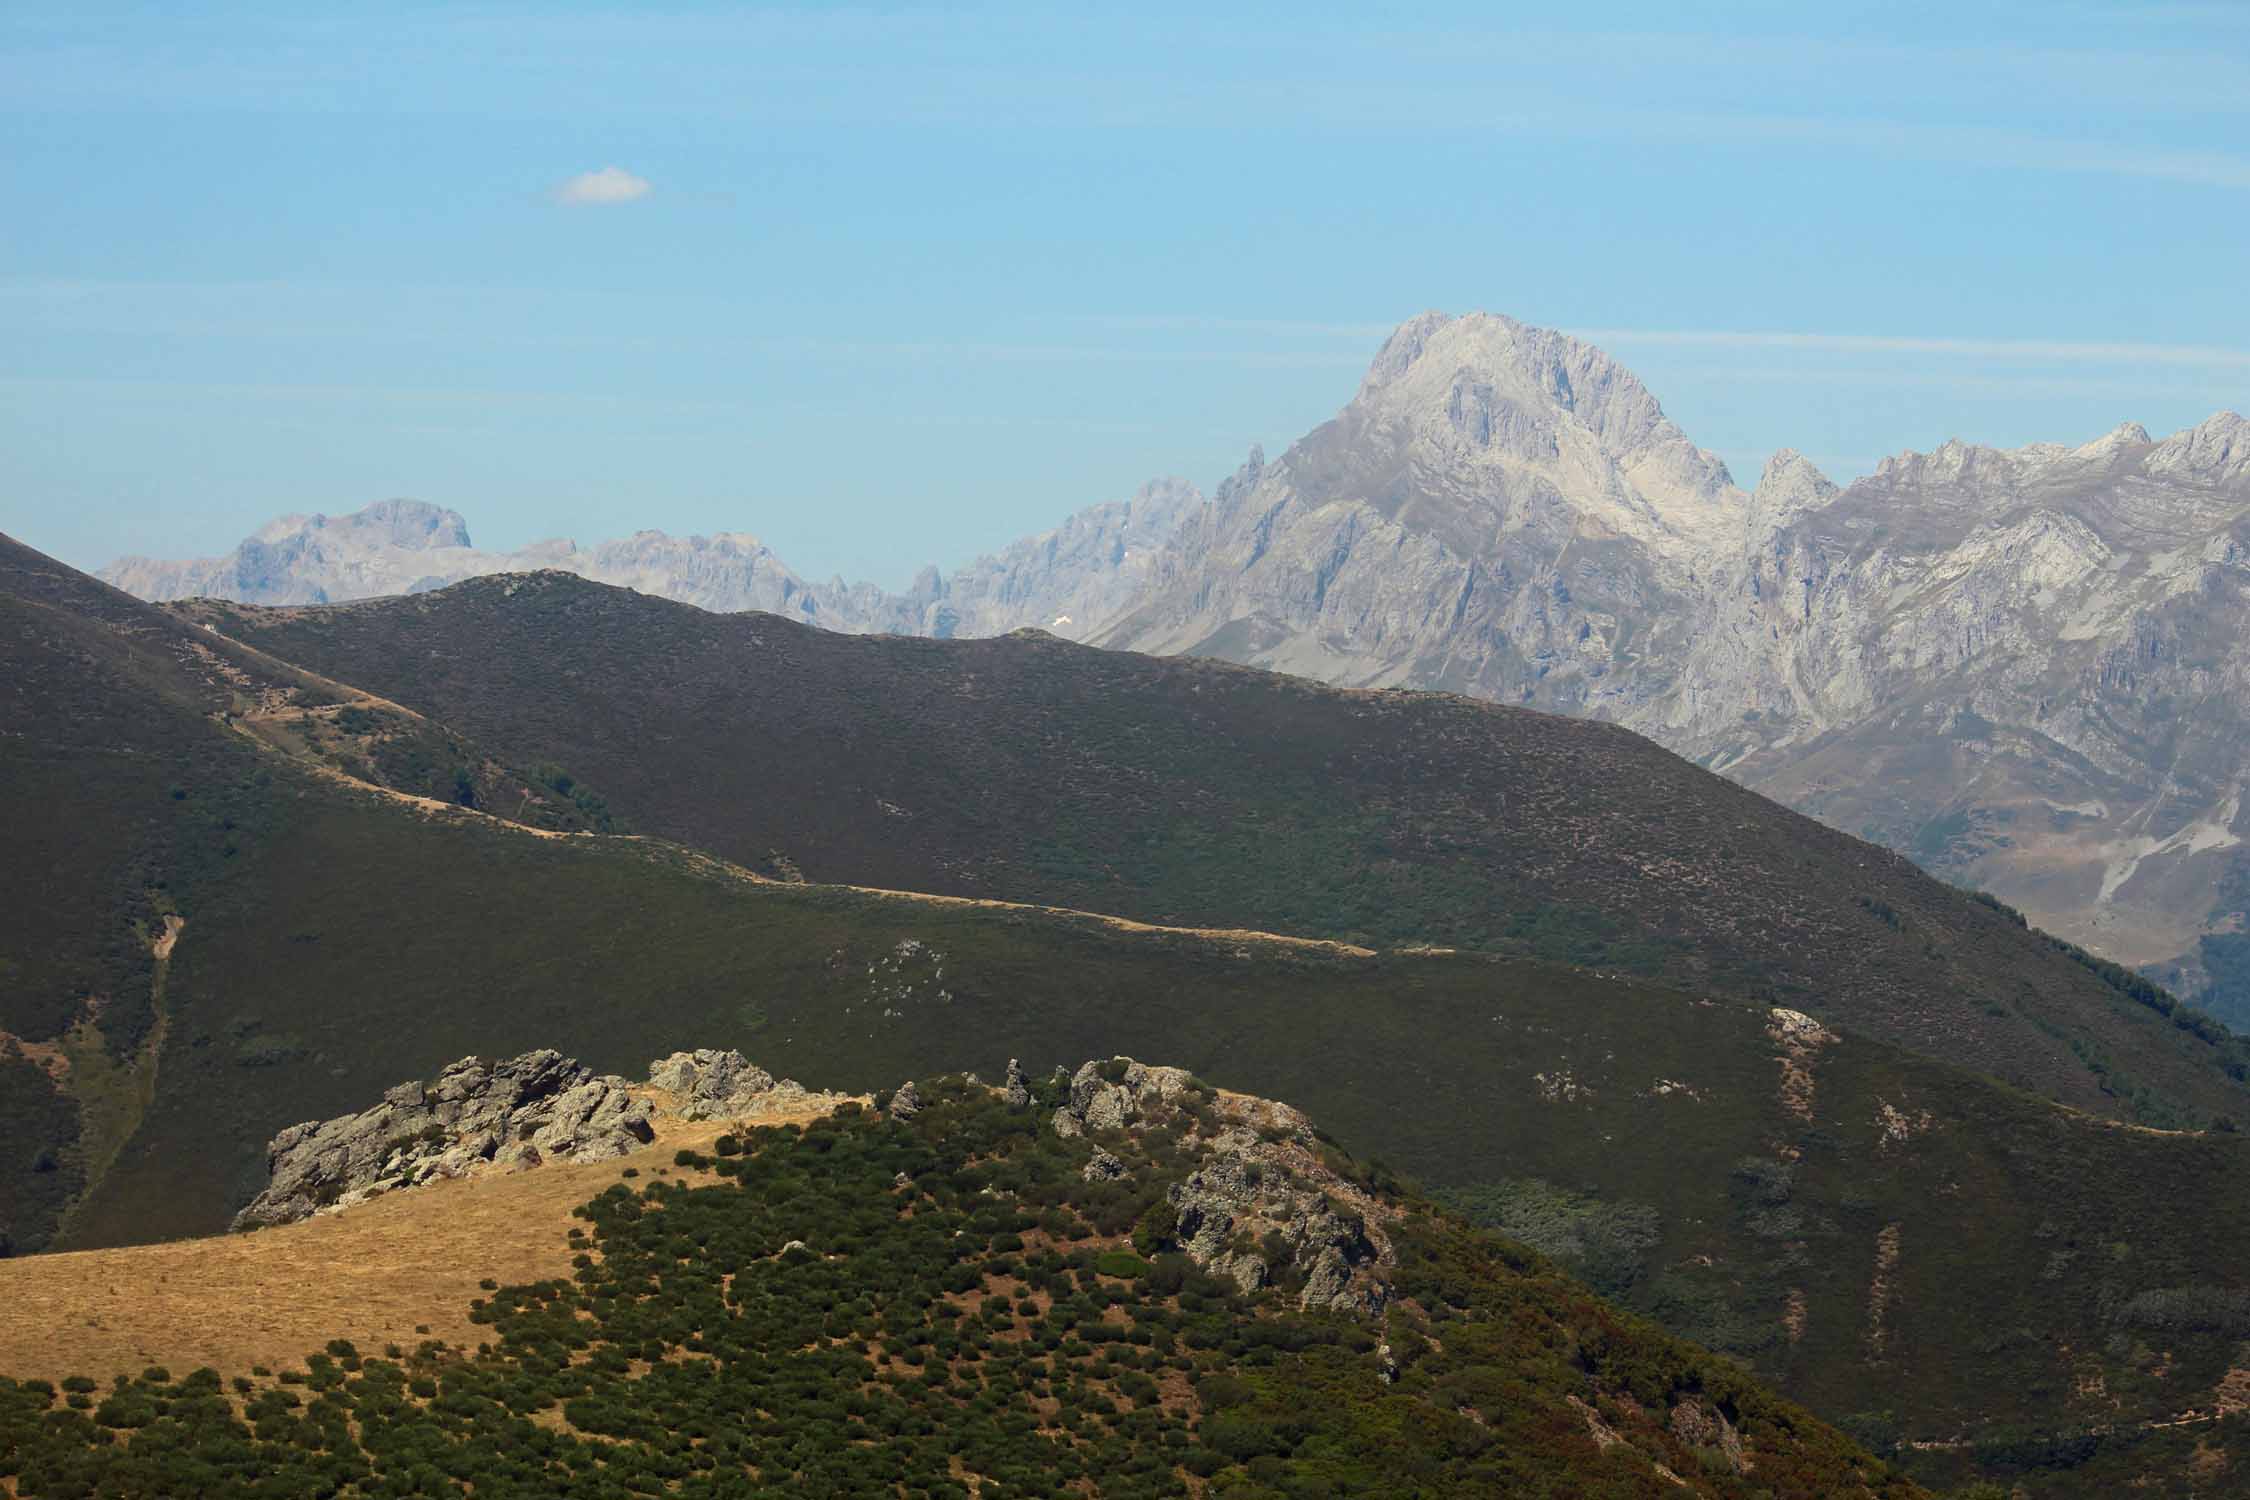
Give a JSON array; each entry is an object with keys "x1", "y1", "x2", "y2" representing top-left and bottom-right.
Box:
[{"x1": 0, "y1": 1076, "x2": 1919, "y2": 1499}]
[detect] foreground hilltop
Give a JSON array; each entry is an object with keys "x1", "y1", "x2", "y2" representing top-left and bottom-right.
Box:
[
  {"x1": 183, "y1": 566, "x2": 2250, "y2": 1129},
  {"x1": 0, "y1": 1054, "x2": 1920, "y2": 1499}
]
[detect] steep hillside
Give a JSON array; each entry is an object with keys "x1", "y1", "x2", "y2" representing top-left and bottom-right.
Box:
[
  {"x1": 180, "y1": 570, "x2": 2250, "y2": 1128},
  {"x1": 1084, "y1": 319, "x2": 2250, "y2": 1006},
  {"x1": 1094, "y1": 310, "x2": 1744, "y2": 695},
  {"x1": 20, "y1": 532, "x2": 2250, "y2": 1489},
  {"x1": 0, "y1": 1066, "x2": 1921, "y2": 1499},
  {"x1": 1700, "y1": 421, "x2": 2250, "y2": 1009},
  {"x1": 0, "y1": 534, "x2": 629, "y2": 1254}
]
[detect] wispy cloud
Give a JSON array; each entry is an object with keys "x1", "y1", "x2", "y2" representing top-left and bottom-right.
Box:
[
  {"x1": 553, "y1": 166, "x2": 652, "y2": 206},
  {"x1": 1071, "y1": 314, "x2": 1400, "y2": 340},
  {"x1": 1574, "y1": 328, "x2": 2250, "y2": 369}
]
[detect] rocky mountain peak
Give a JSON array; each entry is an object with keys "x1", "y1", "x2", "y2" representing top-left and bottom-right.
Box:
[
  {"x1": 1754, "y1": 448, "x2": 1836, "y2": 501},
  {"x1": 1356, "y1": 309, "x2": 1454, "y2": 393},
  {"x1": 351, "y1": 498, "x2": 474, "y2": 549},
  {"x1": 1748, "y1": 448, "x2": 1838, "y2": 538},
  {"x1": 2147, "y1": 410, "x2": 2250, "y2": 488},
  {"x1": 1287, "y1": 311, "x2": 1746, "y2": 550},
  {"x1": 249, "y1": 499, "x2": 473, "y2": 552},
  {"x1": 1873, "y1": 435, "x2": 2026, "y2": 490},
  {"x1": 2074, "y1": 420, "x2": 2153, "y2": 459}
]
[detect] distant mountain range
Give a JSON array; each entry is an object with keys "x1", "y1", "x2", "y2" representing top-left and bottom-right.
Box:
[
  {"x1": 99, "y1": 479, "x2": 1204, "y2": 641},
  {"x1": 98, "y1": 312, "x2": 2250, "y2": 1017}
]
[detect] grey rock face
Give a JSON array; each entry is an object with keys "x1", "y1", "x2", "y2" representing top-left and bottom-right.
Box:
[
  {"x1": 1048, "y1": 1056, "x2": 1391, "y2": 1317},
  {"x1": 1082, "y1": 1148, "x2": 1126, "y2": 1183},
  {"x1": 1003, "y1": 1058, "x2": 1032, "y2": 1109},
  {"x1": 647, "y1": 1048, "x2": 779, "y2": 1120},
  {"x1": 888, "y1": 1079, "x2": 922, "y2": 1121},
  {"x1": 1052, "y1": 1058, "x2": 1195, "y2": 1137},
  {"x1": 233, "y1": 1050, "x2": 653, "y2": 1230},
  {"x1": 1670, "y1": 1397, "x2": 1747, "y2": 1474},
  {"x1": 1080, "y1": 315, "x2": 2250, "y2": 983},
  {"x1": 98, "y1": 479, "x2": 1204, "y2": 646}
]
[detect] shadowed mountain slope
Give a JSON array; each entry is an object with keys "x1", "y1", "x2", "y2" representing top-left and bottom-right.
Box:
[
  {"x1": 179, "y1": 570, "x2": 2250, "y2": 1128},
  {"x1": 10, "y1": 534, "x2": 2250, "y2": 1490},
  {"x1": 0, "y1": 535, "x2": 624, "y2": 1254}
]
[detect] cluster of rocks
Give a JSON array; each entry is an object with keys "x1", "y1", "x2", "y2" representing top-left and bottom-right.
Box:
[
  {"x1": 646, "y1": 1047, "x2": 824, "y2": 1120},
  {"x1": 234, "y1": 1047, "x2": 810, "y2": 1231},
  {"x1": 233, "y1": 1050, "x2": 654, "y2": 1230},
  {"x1": 1049, "y1": 1057, "x2": 1393, "y2": 1318},
  {"x1": 1049, "y1": 1057, "x2": 1195, "y2": 1136},
  {"x1": 239, "y1": 1042, "x2": 1389, "y2": 1326}
]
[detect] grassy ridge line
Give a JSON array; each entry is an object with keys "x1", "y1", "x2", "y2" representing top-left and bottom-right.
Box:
[
  {"x1": 177, "y1": 573, "x2": 2250, "y2": 1127},
  {"x1": 0, "y1": 533, "x2": 620, "y2": 1251},
  {"x1": 20, "y1": 719, "x2": 2250, "y2": 1494},
  {"x1": 237, "y1": 714, "x2": 1384, "y2": 958}
]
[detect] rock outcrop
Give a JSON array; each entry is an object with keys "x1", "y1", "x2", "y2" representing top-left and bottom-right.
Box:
[
  {"x1": 233, "y1": 1050, "x2": 655, "y2": 1230},
  {"x1": 233, "y1": 1046, "x2": 828, "y2": 1231},
  {"x1": 1048, "y1": 1057, "x2": 1392, "y2": 1316},
  {"x1": 646, "y1": 1048, "x2": 778, "y2": 1119},
  {"x1": 647, "y1": 1047, "x2": 835, "y2": 1121},
  {"x1": 1048, "y1": 1058, "x2": 1194, "y2": 1138}
]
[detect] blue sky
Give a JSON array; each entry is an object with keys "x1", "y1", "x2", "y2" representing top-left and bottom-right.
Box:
[{"x1": 5, "y1": 2, "x2": 2248, "y2": 587}]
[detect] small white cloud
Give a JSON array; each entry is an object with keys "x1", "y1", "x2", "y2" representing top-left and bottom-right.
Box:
[{"x1": 553, "y1": 166, "x2": 652, "y2": 206}]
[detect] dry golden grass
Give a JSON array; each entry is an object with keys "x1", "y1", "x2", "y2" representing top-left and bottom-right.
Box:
[{"x1": 0, "y1": 1093, "x2": 851, "y2": 1384}]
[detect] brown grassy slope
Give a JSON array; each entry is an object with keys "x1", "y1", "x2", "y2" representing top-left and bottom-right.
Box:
[
  {"x1": 0, "y1": 1093, "x2": 848, "y2": 1385},
  {"x1": 180, "y1": 571, "x2": 2250, "y2": 1125}
]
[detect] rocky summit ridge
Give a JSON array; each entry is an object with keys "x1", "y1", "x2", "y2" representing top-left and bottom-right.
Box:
[
  {"x1": 99, "y1": 478, "x2": 1204, "y2": 644},
  {"x1": 237, "y1": 1046, "x2": 1396, "y2": 1323},
  {"x1": 233, "y1": 1048, "x2": 836, "y2": 1230},
  {"x1": 1043, "y1": 1057, "x2": 1391, "y2": 1316},
  {"x1": 96, "y1": 315, "x2": 2250, "y2": 997}
]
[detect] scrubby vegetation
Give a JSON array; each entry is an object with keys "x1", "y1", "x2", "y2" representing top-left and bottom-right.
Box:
[{"x1": 0, "y1": 1079, "x2": 1919, "y2": 1498}]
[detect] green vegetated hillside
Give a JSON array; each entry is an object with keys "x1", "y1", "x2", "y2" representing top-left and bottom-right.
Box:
[
  {"x1": 0, "y1": 1079, "x2": 1921, "y2": 1499},
  {"x1": 176, "y1": 573, "x2": 2250, "y2": 1129},
  {"x1": 103, "y1": 825, "x2": 2250, "y2": 1493},
  {"x1": 11, "y1": 533, "x2": 2250, "y2": 1492},
  {"x1": 0, "y1": 536, "x2": 618, "y2": 1254}
]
